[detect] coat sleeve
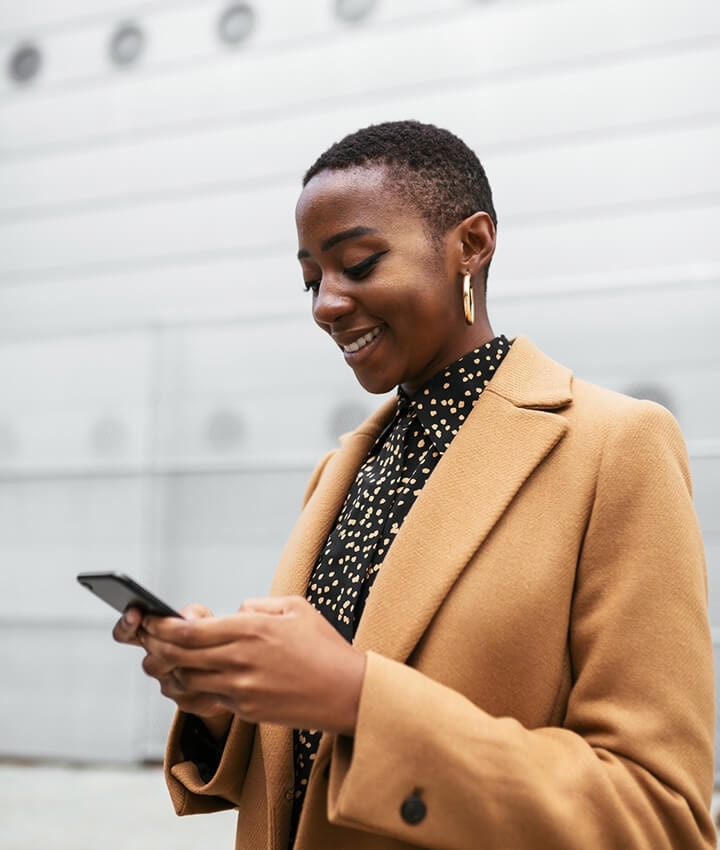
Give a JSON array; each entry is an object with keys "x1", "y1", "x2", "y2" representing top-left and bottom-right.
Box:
[
  {"x1": 164, "y1": 711, "x2": 255, "y2": 815},
  {"x1": 325, "y1": 402, "x2": 716, "y2": 849}
]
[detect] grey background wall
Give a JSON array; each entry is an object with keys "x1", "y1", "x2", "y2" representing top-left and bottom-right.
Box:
[{"x1": 0, "y1": 0, "x2": 718, "y2": 765}]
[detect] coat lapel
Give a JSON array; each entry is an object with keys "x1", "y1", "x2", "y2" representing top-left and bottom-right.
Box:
[{"x1": 352, "y1": 337, "x2": 572, "y2": 661}]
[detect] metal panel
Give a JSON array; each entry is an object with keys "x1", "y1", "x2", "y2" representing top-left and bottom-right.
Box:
[
  {"x1": 0, "y1": 621, "x2": 145, "y2": 761},
  {"x1": 0, "y1": 254, "x2": 306, "y2": 335},
  {"x1": 0, "y1": 332, "x2": 152, "y2": 472},
  {"x1": 3, "y1": 112, "x2": 719, "y2": 219},
  {"x1": 1, "y1": 2, "x2": 718, "y2": 152},
  {"x1": 0, "y1": 190, "x2": 718, "y2": 283},
  {"x1": 153, "y1": 321, "x2": 389, "y2": 466},
  {"x1": 0, "y1": 0, "x2": 184, "y2": 36}
]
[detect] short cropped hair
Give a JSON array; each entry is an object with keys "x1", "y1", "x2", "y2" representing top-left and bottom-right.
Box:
[{"x1": 302, "y1": 120, "x2": 497, "y2": 242}]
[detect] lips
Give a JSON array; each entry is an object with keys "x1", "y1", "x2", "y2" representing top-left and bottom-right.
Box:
[{"x1": 341, "y1": 326, "x2": 381, "y2": 354}]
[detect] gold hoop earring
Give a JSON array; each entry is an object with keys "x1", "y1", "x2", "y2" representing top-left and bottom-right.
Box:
[{"x1": 462, "y1": 271, "x2": 474, "y2": 325}]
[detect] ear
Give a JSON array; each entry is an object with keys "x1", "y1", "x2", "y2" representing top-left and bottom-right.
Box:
[{"x1": 456, "y1": 212, "x2": 496, "y2": 277}]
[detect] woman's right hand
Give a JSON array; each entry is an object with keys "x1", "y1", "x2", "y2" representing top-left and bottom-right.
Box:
[{"x1": 113, "y1": 603, "x2": 233, "y2": 740}]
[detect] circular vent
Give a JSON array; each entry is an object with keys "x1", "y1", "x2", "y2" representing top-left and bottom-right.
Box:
[
  {"x1": 89, "y1": 417, "x2": 129, "y2": 457},
  {"x1": 334, "y1": 0, "x2": 377, "y2": 23},
  {"x1": 217, "y1": 4, "x2": 256, "y2": 46},
  {"x1": 205, "y1": 409, "x2": 246, "y2": 451},
  {"x1": 109, "y1": 23, "x2": 145, "y2": 67},
  {"x1": 8, "y1": 44, "x2": 42, "y2": 83}
]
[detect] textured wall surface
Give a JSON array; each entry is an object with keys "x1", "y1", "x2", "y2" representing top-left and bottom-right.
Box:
[{"x1": 0, "y1": 0, "x2": 718, "y2": 763}]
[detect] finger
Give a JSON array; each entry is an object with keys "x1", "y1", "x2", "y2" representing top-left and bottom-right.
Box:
[
  {"x1": 161, "y1": 680, "x2": 232, "y2": 718},
  {"x1": 173, "y1": 667, "x2": 228, "y2": 694},
  {"x1": 168, "y1": 670, "x2": 244, "y2": 718},
  {"x1": 151, "y1": 667, "x2": 232, "y2": 715},
  {"x1": 142, "y1": 613, "x2": 200, "y2": 642},
  {"x1": 142, "y1": 650, "x2": 177, "y2": 680},
  {"x1": 154, "y1": 668, "x2": 209, "y2": 703},
  {"x1": 142, "y1": 607, "x2": 220, "y2": 642},
  {"x1": 112, "y1": 607, "x2": 143, "y2": 645},
  {"x1": 141, "y1": 630, "x2": 233, "y2": 675},
  {"x1": 143, "y1": 610, "x2": 267, "y2": 649},
  {"x1": 140, "y1": 629, "x2": 193, "y2": 671}
]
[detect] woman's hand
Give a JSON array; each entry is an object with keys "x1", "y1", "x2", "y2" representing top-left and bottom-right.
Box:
[
  {"x1": 113, "y1": 603, "x2": 233, "y2": 739},
  {"x1": 140, "y1": 596, "x2": 367, "y2": 736}
]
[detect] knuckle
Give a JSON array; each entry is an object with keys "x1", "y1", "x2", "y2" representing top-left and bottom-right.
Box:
[
  {"x1": 161, "y1": 644, "x2": 181, "y2": 665},
  {"x1": 248, "y1": 617, "x2": 269, "y2": 639},
  {"x1": 181, "y1": 603, "x2": 210, "y2": 620},
  {"x1": 231, "y1": 678, "x2": 260, "y2": 719},
  {"x1": 174, "y1": 621, "x2": 200, "y2": 647},
  {"x1": 235, "y1": 695, "x2": 258, "y2": 722},
  {"x1": 159, "y1": 678, "x2": 176, "y2": 699},
  {"x1": 112, "y1": 623, "x2": 132, "y2": 644}
]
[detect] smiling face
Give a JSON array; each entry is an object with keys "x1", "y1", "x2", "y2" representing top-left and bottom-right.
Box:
[{"x1": 295, "y1": 165, "x2": 494, "y2": 395}]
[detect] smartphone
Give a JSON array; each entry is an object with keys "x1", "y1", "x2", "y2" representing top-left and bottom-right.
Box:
[{"x1": 76, "y1": 571, "x2": 183, "y2": 618}]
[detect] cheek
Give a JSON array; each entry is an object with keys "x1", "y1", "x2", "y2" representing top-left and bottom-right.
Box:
[{"x1": 404, "y1": 288, "x2": 457, "y2": 328}]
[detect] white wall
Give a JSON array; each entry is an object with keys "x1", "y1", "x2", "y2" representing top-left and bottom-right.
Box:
[{"x1": 0, "y1": 0, "x2": 718, "y2": 763}]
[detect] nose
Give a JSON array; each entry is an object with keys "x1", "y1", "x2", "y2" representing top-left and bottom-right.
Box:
[{"x1": 312, "y1": 273, "x2": 354, "y2": 328}]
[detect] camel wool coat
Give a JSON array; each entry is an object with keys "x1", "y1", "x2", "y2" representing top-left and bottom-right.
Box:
[{"x1": 164, "y1": 337, "x2": 716, "y2": 850}]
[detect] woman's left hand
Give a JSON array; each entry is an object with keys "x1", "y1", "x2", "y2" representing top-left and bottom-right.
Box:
[{"x1": 140, "y1": 596, "x2": 366, "y2": 735}]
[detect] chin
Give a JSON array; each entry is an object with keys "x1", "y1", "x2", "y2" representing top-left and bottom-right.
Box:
[{"x1": 352, "y1": 370, "x2": 397, "y2": 396}]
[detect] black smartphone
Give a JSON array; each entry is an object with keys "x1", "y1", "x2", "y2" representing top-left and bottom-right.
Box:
[{"x1": 76, "y1": 571, "x2": 183, "y2": 618}]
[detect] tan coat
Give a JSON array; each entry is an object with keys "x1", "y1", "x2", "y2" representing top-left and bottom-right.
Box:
[{"x1": 164, "y1": 337, "x2": 716, "y2": 850}]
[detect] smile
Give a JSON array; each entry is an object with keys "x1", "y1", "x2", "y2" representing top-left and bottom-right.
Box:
[{"x1": 342, "y1": 327, "x2": 381, "y2": 353}]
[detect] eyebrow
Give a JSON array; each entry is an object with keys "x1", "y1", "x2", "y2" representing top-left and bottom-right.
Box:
[{"x1": 297, "y1": 226, "x2": 379, "y2": 260}]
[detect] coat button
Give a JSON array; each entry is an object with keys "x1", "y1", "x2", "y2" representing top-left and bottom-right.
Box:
[{"x1": 400, "y1": 794, "x2": 426, "y2": 825}]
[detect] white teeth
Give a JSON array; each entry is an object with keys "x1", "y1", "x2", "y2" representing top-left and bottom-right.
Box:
[{"x1": 344, "y1": 327, "x2": 380, "y2": 353}]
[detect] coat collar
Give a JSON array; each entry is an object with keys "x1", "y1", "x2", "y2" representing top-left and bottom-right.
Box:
[{"x1": 486, "y1": 335, "x2": 573, "y2": 410}]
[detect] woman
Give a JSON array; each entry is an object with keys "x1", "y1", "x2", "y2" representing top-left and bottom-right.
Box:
[{"x1": 114, "y1": 121, "x2": 716, "y2": 849}]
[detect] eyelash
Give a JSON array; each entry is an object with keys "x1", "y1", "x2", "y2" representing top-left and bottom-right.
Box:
[{"x1": 303, "y1": 250, "x2": 388, "y2": 294}]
